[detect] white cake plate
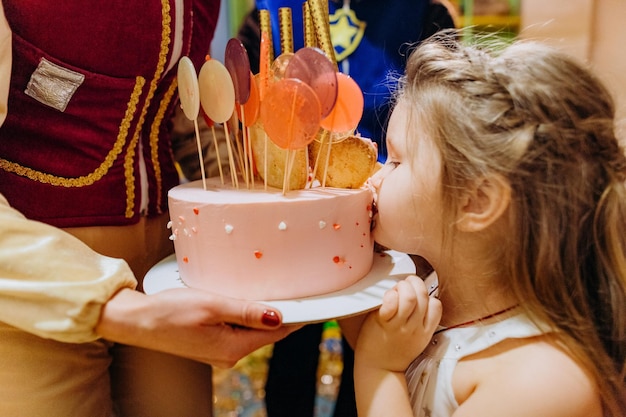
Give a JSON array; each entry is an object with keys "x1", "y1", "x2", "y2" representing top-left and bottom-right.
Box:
[{"x1": 143, "y1": 250, "x2": 415, "y2": 324}]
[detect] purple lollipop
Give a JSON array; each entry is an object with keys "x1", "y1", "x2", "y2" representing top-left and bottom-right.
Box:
[
  {"x1": 224, "y1": 38, "x2": 251, "y2": 105},
  {"x1": 285, "y1": 47, "x2": 338, "y2": 118}
]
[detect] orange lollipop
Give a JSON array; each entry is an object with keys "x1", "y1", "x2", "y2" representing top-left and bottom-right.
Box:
[
  {"x1": 320, "y1": 72, "x2": 363, "y2": 133},
  {"x1": 235, "y1": 72, "x2": 261, "y2": 187},
  {"x1": 236, "y1": 72, "x2": 260, "y2": 127},
  {"x1": 260, "y1": 78, "x2": 321, "y2": 150}
]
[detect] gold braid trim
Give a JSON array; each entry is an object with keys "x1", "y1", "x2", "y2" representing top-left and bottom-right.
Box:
[
  {"x1": 0, "y1": 78, "x2": 144, "y2": 187},
  {"x1": 124, "y1": 0, "x2": 172, "y2": 217},
  {"x1": 150, "y1": 78, "x2": 178, "y2": 214}
]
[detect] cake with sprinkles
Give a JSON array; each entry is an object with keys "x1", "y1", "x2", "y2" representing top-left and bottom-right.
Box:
[{"x1": 167, "y1": 177, "x2": 374, "y2": 300}]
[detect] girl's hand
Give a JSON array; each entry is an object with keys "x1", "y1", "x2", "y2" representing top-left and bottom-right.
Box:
[{"x1": 355, "y1": 275, "x2": 442, "y2": 372}]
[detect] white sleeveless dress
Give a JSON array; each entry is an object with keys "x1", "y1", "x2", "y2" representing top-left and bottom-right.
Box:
[{"x1": 405, "y1": 313, "x2": 550, "y2": 417}]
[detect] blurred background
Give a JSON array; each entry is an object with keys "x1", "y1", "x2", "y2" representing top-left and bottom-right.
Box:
[{"x1": 212, "y1": 0, "x2": 625, "y2": 138}]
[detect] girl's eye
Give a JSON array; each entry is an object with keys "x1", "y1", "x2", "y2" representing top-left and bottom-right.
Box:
[{"x1": 387, "y1": 160, "x2": 400, "y2": 168}]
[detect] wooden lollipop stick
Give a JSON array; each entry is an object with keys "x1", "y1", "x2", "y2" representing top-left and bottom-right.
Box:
[
  {"x1": 246, "y1": 125, "x2": 255, "y2": 188},
  {"x1": 239, "y1": 104, "x2": 250, "y2": 187},
  {"x1": 310, "y1": 129, "x2": 329, "y2": 188},
  {"x1": 210, "y1": 125, "x2": 225, "y2": 185},
  {"x1": 232, "y1": 119, "x2": 246, "y2": 184},
  {"x1": 240, "y1": 104, "x2": 256, "y2": 189},
  {"x1": 223, "y1": 122, "x2": 239, "y2": 189},
  {"x1": 264, "y1": 132, "x2": 269, "y2": 190},
  {"x1": 282, "y1": 149, "x2": 290, "y2": 195},
  {"x1": 321, "y1": 132, "x2": 333, "y2": 187},
  {"x1": 194, "y1": 119, "x2": 207, "y2": 190}
]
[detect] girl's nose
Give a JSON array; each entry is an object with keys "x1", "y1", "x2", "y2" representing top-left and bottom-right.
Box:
[
  {"x1": 369, "y1": 163, "x2": 390, "y2": 190},
  {"x1": 369, "y1": 174, "x2": 382, "y2": 191},
  {"x1": 367, "y1": 165, "x2": 389, "y2": 207}
]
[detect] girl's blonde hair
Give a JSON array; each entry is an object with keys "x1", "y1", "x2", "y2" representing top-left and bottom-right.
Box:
[{"x1": 399, "y1": 31, "x2": 626, "y2": 416}]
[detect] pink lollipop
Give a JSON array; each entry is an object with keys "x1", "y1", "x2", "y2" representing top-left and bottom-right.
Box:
[
  {"x1": 177, "y1": 56, "x2": 200, "y2": 120},
  {"x1": 260, "y1": 78, "x2": 321, "y2": 150},
  {"x1": 285, "y1": 47, "x2": 338, "y2": 118},
  {"x1": 320, "y1": 73, "x2": 363, "y2": 133},
  {"x1": 224, "y1": 38, "x2": 251, "y2": 105},
  {"x1": 198, "y1": 58, "x2": 235, "y2": 124}
]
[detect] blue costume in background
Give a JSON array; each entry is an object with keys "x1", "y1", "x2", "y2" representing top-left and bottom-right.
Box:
[{"x1": 255, "y1": 0, "x2": 451, "y2": 161}]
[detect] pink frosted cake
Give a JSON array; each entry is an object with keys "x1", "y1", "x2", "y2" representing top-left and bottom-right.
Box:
[{"x1": 168, "y1": 177, "x2": 375, "y2": 300}]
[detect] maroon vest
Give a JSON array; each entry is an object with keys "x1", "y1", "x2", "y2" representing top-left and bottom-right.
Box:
[{"x1": 0, "y1": 0, "x2": 219, "y2": 227}]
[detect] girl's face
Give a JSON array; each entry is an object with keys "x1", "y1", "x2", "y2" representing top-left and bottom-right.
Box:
[{"x1": 369, "y1": 100, "x2": 444, "y2": 263}]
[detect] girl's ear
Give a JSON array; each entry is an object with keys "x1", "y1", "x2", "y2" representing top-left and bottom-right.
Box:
[{"x1": 456, "y1": 174, "x2": 511, "y2": 232}]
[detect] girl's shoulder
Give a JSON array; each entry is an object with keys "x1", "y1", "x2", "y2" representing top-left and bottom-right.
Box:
[{"x1": 453, "y1": 334, "x2": 602, "y2": 417}]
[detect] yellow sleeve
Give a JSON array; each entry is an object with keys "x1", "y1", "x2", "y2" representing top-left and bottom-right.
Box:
[{"x1": 0, "y1": 194, "x2": 137, "y2": 342}]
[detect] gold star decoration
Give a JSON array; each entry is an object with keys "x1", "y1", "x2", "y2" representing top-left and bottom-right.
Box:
[{"x1": 329, "y1": 8, "x2": 366, "y2": 62}]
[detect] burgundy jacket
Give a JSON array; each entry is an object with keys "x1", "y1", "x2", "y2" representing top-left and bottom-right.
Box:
[{"x1": 0, "y1": 0, "x2": 220, "y2": 227}]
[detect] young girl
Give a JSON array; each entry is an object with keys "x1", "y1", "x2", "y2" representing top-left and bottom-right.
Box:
[{"x1": 347, "y1": 32, "x2": 626, "y2": 417}]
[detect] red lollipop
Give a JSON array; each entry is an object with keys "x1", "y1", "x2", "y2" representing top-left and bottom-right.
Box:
[
  {"x1": 260, "y1": 78, "x2": 321, "y2": 150},
  {"x1": 285, "y1": 47, "x2": 338, "y2": 118},
  {"x1": 224, "y1": 38, "x2": 251, "y2": 105},
  {"x1": 320, "y1": 73, "x2": 364, "y2": 133}
]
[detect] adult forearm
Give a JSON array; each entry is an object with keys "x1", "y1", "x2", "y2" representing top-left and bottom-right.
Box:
[{"x1": 95, "y1": 288, "x2": 150, "y2": 346}]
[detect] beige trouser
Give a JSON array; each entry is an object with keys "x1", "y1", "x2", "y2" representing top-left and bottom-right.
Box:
[
  {"x1": 65, "y1": 213, "x2": 213, "y2": 417},
  {"x1": 0, "y1": 323, "x2": 114, "y2": 417},
  {"x1": 0, "y1": 324, "x2": 213, "y2": 417}
]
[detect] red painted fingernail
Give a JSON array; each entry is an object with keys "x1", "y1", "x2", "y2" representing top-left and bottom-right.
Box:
[{"x1": 262, "y1": 310, "x2": 281, "y2": 327}]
